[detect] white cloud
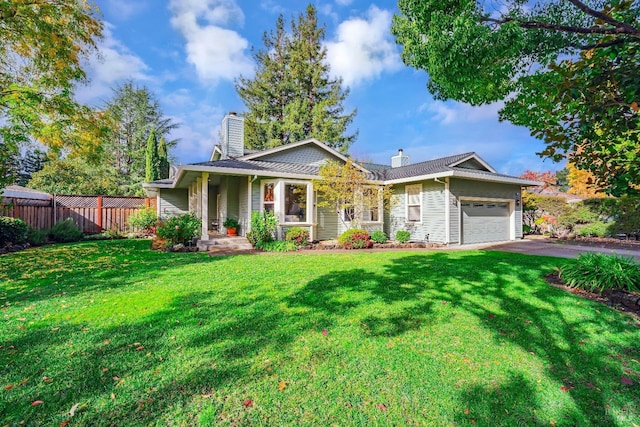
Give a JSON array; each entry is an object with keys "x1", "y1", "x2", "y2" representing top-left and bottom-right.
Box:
[
  {"x1": 325, "y1": 6, "x2": 402, "y2": 87},
  {"x1": 104, "y1": 0, "x2": 148, "y2": 21},
  {"x1": 169, "y1": 0, "x2": 253, "y2": 84},
  {"x1": 422, "y1": 101, "x2": 505, "y2": 125},
  {"x1": 75, "y1": 22, "x2": 150, "y2": 105}
]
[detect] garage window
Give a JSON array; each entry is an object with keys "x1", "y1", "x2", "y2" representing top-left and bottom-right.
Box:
[{"x1": 406, "y1": 184, "x2": 422, "y2": 222}]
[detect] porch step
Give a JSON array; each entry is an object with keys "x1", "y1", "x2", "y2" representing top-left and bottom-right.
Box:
[{"x1": 196, "y1": 236, "x2": 253, "y2": 252}]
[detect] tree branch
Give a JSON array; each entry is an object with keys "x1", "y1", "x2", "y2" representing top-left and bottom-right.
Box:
[
  {"x1": 482, "y1": 16, "x2": 640, "y2": 38},
  {"x1": 564, "y1": 0, "x2": 640, "y2": 35}
]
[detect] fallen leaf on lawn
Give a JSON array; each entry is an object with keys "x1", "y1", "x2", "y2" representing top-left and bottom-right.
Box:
[
  {"x1": 488, "y1": 314, "x2": 495, "y2": 319},
  {"x1": 112, "y1": 376, "x2": 120, "y2": 381},
  {"x1": 620, "y1": 376, "x2": 634, "y2": 385},
  {"x1": 561, "y1": 385, "x2": 573, "y2": 392},
  {"x1": 69, "y1": 403, "x2": 80, "y2": 416},
  {"x1": 60, "y1": 421, "x2": 70, "y2": 427},
  {"x1": 631, "y1": 101, "x2": 639, "y2": 112},
  {"x1": 378, "y1": 403, "x2": 387, "y2": 411},
  {"x1": 278, "y1": 381, "x2": 286, "y2": 391},
  {"x1": 135, "y1": 346, "x2": 144, "y2": 351},
  {"x1": 102, "y1": 368, "x2": 108, "y2": 372},
  {"x1": 103, "y1": 339, "x2": 111, "y2": 345},
  {"x1": 243, "y1": 399, "x2": 253, "y2": 407},
  {"x1": 5, "y1": 384, "x2": 14, "y2": 390},
  {"x1": 42, "y1": 376, "x2": 53, "y2": 383},
  {"x1": 31, "y1": 400, "x2": 44, "y2": 406},
  {"x1": 464, "y1": 408, "x2": 470, "y2": 415},
  {"x1": 110, "y1": 393, "x2": 115, "y2": 399},
  {"x1": 442, "y1": 301, "x2": 447, "y2": 305},
  {"x1": 18, "y1": 378, "x2": 28, "y2": 386},
  {"x1": 322, "y1": 329, "x2": 328, "y2": 336},
  {"x1": 550, "y1": 422, "x2": 556, "y2": 427},
  {"x1": 586, "y1": 382, "x2": 595, "y2": 388}
]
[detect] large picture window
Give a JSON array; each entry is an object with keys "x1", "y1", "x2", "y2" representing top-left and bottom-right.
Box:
[
  {"x1": 284, "y1": 183, "x2": 308, "y2": 223},
  {"x1": 363, "y1": 188, "x2": 380, "y2": 222},
  {"x1": 406, "y1": 184, "x2": 421, "y2": 222}
]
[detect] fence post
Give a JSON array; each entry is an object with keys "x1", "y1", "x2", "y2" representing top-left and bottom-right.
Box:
[
  {"x1": 145, "y1": 197, "x2": 150, "y2": 208},
  {"x1": 12, "y1": 198, "x2": 19, "y2": 219},
  {"x1": 97, "y1": 195, "x2": 103, "y2": 232}
]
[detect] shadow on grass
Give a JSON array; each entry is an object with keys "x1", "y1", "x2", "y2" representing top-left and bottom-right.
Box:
[{"x1": 1, "y1": 247, "x2": 638, "y2": 425}]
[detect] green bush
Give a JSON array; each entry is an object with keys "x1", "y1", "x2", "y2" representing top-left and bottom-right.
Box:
[
  {"x1": 27, "y1": 227, "x2": 48, "y2": 246},
  {"x1": 285, "y1": 227, "x2": 309, "y2": 247},
  {"x1": 576, "y1": 221, "x2": 610, "y2": 237},
  {"x1": 370, "y1": 230, "x2": 387, "y2": 244},
  {"x1": 338, "y1": 228, "x2": 371, "y2": 249},
  {"x1": 560, "y1": 253, "x2": 640, "y2": 293},
  {"x1": 246, "y1": 211, "x2": 278, "y2": 248},
  {"x1": 0, "y1": 217, "x2": 29, "y2": 246},
  {"x1": 395, "y1": 230, "x2": 411, "y2": 243},
  {"x1": 156, "y1": 213, "x2": 201, "y2": 245},
  {"x1": 49, "y1": 218, "x2": 83, "y2": 243},
  {"x1": 259, "y1": 240, "x2": 298, "y2": 252},
  {"x1": 128, "y1": 207, "x2": 159, "y2": 234}
]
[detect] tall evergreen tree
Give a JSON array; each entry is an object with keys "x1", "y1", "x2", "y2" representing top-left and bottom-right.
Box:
[
  {"x1": 236, "y1": 5, "x2": 356, "y2": 153},
  {"x1": 157, "y1": 137, "x2": 170, "y2": 180},
  {"x1": 17, "y1": 149, "x2": 49, "y2": 186},
  {"x1": 145, "y1": 128, "x2": 159, "y2": 183}
]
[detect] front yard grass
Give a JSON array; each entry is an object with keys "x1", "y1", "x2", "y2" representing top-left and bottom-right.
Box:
[{"x1": 1, "y1": 240, "x2": 639, "y2": 426}]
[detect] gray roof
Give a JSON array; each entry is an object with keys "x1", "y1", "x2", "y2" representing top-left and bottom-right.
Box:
[
  {"x1": 383, "y1": 152, "x2": 475, "y2": 180},
  {"x1": 192, "y1": 159, "x2": 321, "y2": 176}
]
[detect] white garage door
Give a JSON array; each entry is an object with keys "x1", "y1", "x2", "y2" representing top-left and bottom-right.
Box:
[{"x1": 461, "y1": 201, "x2": 510, "y2": 244}]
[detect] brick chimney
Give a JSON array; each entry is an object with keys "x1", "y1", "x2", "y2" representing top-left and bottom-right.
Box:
[
  {"x1": 391, "y1": 149, "x2": 409, "y2": 168},
  {"x1": 221, "y1": 112, "x2": 244, "y2": 159}
]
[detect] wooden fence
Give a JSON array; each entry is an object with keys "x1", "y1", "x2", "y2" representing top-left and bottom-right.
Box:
[{"x1": 1, "y1": 195, "x2": 156, "y2": 234}]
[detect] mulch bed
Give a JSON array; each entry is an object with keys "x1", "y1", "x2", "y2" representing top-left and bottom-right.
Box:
[
  {"x1": 546, "y1": 272, "x2": 640, "y2": 321},
  {"x1": 552, "y1": 236, "x2": 640, "y2": 251}
]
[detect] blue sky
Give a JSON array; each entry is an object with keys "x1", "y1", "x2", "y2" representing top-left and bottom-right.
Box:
[{"x1": 79, "y1": 0, "x2": 564, "y2": 175}]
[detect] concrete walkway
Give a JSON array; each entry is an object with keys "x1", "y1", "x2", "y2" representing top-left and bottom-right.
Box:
[{"x1": 469, "y1": 238, "x2": 640, "y2": 260}]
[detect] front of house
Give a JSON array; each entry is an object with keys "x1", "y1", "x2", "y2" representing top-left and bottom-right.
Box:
[{"x1": 143, "y1": 113, "x2": 539, "y2": 245}]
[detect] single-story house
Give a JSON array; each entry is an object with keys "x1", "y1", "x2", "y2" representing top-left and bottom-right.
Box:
[{"x1": 143, "y1": 113, "x2": 540, "y2": 245}]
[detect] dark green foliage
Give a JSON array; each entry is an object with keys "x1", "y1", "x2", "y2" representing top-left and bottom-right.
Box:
[
  {"x1": 338, "y1": 228, "x2": 371, "y2": 249},
  {"x1": 157, "y1": 137, "x2": 170, "y2": 180},
  {"x1": 49, "y1": 218, "x2": 82, "y2": 243},
  {"x1": 246, "y1": 211, "x2": 278, "y2": 248},
  {"x1": 576, "y1": 222, "x2": 610, "y2": 237},
  {"x1": 27, "y1": 157, "x2": 120, "y2": 196},
  {"x1": 222, "y1": 217, "x2": 240, "y2": 230},
  {"x1": 395, "y1": 230, "x2": 411, "y2": 243},
  {"x1": 370, "y1": 230, "x2": 388, "y2": 244},
  {"x1": 285, "y1": 227, "x2": 309, "y2": 247},
  {"x1": 0, "y1": 217, "x2": 28, "y2": 246},
  {"x1": 156, "y1": 213, "x2": 200, "y2": 245},
  {"x1": 17, "y1": 148, "x2": 48, "y2": 186},
  {"x1": 145, "y1": 128, "x2": 159, "y2": 182},
  {"x1": 27, "y1": 227, "x2": 48, "y2": 246},
  {"x1": 236, "y1": 5, "x2": 356, "y2": 152},
  {"x1": 561, "y1": 253, "x2": 640, "y2": 293},
  {"x1": 127, "y1": 207, "x2": 159, "y2": 234}
]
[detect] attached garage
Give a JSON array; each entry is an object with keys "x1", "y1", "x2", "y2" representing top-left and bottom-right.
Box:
[{"x1": 461, "y1": 200, "x2": 512, "y2": 244}]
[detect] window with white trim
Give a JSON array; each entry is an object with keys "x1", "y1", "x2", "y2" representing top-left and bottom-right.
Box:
[
  {"x1": 263, "y1": 182, "x2": 275, "y2": 213},
  {"x1": 284, "y1": 183, "x2": 308, "y2": 223},
  {"x1": 362, "y1": 188, "x2": 380, "y2": 222},
  {"x1": 406, "y1": 184, "x2": 422, "y2": 222}
]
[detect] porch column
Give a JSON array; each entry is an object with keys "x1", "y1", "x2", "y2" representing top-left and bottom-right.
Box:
[
  {"x1": 196, "y1": 177, "x2": 202, "y2": 219},
  {"x1": 188, "y1": 183, "x2": 195, "y2": 213},
  {"x1": 201, "y1": 172, "x2": 209, "y2": 240}
]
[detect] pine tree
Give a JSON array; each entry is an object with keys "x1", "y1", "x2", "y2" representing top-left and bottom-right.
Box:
[
  {"x1": 145, "y1": 129, "x2": 159, "y2": 182},
  {"x1": 236, "y1": 4, "x2": 356, "y2": 153},
  {"x1": 157, "y1": 137, "x2": 170, "y2": 180}
]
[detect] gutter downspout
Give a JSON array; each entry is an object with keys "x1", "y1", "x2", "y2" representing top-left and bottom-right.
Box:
[{"x1": 248, "y1": 176, "x2": 257, "y2": 234}]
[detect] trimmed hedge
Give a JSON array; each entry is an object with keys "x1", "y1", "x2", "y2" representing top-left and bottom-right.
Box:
[{"x1": 0, "y1": 217, "x2": 29, "y2": 246}]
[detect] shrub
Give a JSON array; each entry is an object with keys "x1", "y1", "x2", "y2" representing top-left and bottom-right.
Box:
[
  {"x1": 338, "y1": 228, "x2": 371, "y2": 249},
  {"x1": 395, "y1": 230, "x2": 411, "y2": 243},
  {"x1": 223, "y1": 217, "x2": 240, "y2": 229},
  {"x1": 128, "y1": 207, "x2": 159, "y2": 234},
  {"x1": 259, "y1": 240, "x2": 298, "y2": 252},
  {"x1": 285, "y1": 227, "x2": 309, "y2": 247},
  {"x1": 49, "y1": 218, "x2": 82, "y2": 243},
  {"x1": 0, "y1": 217, "x2": 29, "y2": 246},
  {"x1": 246, "y1": 211, "x2": 278, "y2": 248},
  {"x1": 576, "y1": 221, "x2": 610, "y2": 237},
  {"x1": 370, "y1": 230, "x2": 387, "y2": 244},
  {"x1": 560, "y1": 253, "x2": 640, "y2": 293},
  {"x1": 156, "y1": 213, "x2": 201, "y2": 245},
  {"x1": 103, "y1": 224, "x2": 125, "y2": 239},
  {"x1": 27, "y1": 227, "x2": 48, "y2": 246}
]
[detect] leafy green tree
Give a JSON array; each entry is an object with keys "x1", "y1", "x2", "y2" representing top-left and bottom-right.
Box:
[
  {"x1": 17, "y1": 148, "x2": 49, "y2": 186},
  {"x1": 145, "y1": 129, "x2": 159, "y2": 182},
  {"x1": 236, "y1": 4, "x2": 356, "y2": 152},
  {"x1": 0, "y1": 0, "x2": 103, "y2": 189},
  {"x1": 103, "y1": 81, "x2": 178, "y2": 191},
  {"x1": 392, "y1": 0, "x2": 640, "y2": 196},
  {"x1": 27, "y1": 157, "x2": 120, "y2": 196}
]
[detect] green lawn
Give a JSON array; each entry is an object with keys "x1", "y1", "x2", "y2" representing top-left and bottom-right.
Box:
[{"x1": 1, "y1": 240, "x2": 638, "y2": 426}]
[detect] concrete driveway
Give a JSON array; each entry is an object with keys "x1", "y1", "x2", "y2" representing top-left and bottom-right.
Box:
[{"x1": 471, "y1": 238, "x2": 640, "y2": 260}]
